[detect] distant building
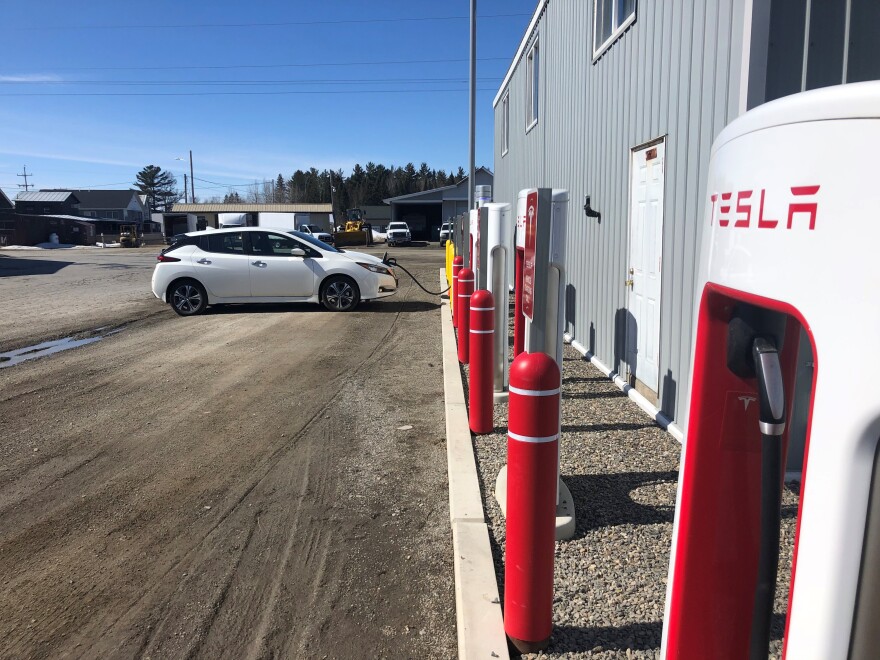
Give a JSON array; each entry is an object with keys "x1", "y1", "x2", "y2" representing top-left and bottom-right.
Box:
[
  {"x1": 14, "y1": 191, "x2": 81, "y2": 216},
  {"x1": 0, "y1": 189, "x2": 13, "y2": 212},
  {"x1": 357, "y1": 205, "x2": 392, "y2": 230},
  {"x1": 43, "y1": 188, "x2": 150, "y2": 233},
  {"x1": 383, "y1": 167, "x2": 493, "y2": 241}
]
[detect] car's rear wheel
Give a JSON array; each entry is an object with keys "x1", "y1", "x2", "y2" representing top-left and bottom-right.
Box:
[
  {"x1": 169, "y1": 279, "x2": 208, "y2": 316},
  {"x1": 321, "y1": 276, "x2": 360, "y2": 312}
]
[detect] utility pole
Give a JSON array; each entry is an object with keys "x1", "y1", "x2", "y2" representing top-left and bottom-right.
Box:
[
  {"x1": 17, "y1": 165, "x2": 33, "y2": 192},
  {"x1": 189, "y1": 150, "x2": 195, "y2": 202},
  {"x1": 183, "y1": 173, "x2": 188, "y2": 203},
  {"x1": 468, "y1": 0, "x2": 476, "y2": 211}
]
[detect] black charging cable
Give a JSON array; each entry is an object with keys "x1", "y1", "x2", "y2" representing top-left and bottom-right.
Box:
[
  {"x1": 749, "y1": 337, "x2": 786, "y2": 660},
  {"x1": 383, "y1": 256, "x2": 451, "y2": 296}
]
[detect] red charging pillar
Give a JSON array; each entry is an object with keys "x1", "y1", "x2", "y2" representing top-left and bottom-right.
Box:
[
  {"x1": 504, "y1": 351, "x2": 561, "y2": 653},
  {"x1": 457, "y1": 268, "x2": 474, "y2": 364},
  {"x1": 452, "y1": 255, "x2": 463, "y2": 329},
  {"x1": 468, "y1": 289, "x2": 494, "y2": 434},
  {"x1": 513, "y1": 246, "x2": 525, "y2": 357}
]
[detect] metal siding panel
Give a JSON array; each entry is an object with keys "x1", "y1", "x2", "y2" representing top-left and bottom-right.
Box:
[{"x1": 490, "y1": 0, "x2": 747, "y2": 425}]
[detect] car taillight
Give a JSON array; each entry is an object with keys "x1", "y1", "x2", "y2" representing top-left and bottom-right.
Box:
[{"x1": 157, "y1": 254, "x2": 180, "y2": 262}]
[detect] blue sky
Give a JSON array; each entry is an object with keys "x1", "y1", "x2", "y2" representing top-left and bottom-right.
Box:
[{"x1": 0, "y1": 0, "x2": 536, "y2": 200}]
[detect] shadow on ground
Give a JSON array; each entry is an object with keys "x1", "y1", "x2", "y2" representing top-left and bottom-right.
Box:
[
  {"x1": 202, "y1": 300, "x2": 440, "y2": 315},
  {"x1": 0, "y1": 256, "x2": 72, "y2": 277},
  {"x1": 566, "y1": 470, "x2": 679, "y2": 536}
]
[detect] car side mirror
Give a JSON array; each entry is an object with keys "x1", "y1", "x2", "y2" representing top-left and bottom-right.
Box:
[{"x1": 290, "y1": 247, "x2": 307, "y2": 257}]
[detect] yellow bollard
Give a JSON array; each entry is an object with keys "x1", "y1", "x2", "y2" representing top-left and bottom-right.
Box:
[{"x1": 445, "y1": 239, "x2": 454, "y2": 288}]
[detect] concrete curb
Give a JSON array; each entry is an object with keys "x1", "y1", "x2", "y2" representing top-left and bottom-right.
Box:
[{"x1": 440, "y1": 271, "x2": 509, "y2": 660}]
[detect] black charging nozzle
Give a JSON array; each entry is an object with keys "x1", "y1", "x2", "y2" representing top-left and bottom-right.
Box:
[{"x1": 728, "y1": 311, "x2": 787, "y2": 660}]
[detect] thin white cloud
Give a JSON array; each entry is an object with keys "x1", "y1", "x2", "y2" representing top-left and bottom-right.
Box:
[{"x1": 0, "y1": 73, "x2": 62, "y2": 82}]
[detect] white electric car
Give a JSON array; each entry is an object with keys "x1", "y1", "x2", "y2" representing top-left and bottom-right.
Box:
[{"x1": 151, "y1": 227, "x2": 397, "y2": 316}]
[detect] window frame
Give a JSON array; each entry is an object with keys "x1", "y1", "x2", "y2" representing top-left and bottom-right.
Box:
[
  {"x1": 206, "y1": 231, "x2": 246, "y2": 255},
  {"x1": 592, "y1": 0, "x2": 637, "y2": 61},
  {"x1": 525, "y1": 38, "x2": 539, "y2": 133},
  {"x1": 501, "y1": 90, "x2": 510, "y2": 156}
]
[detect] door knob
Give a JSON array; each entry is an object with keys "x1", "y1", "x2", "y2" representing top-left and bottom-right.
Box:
[{"x1": 625, "y1": 279, "x2": 634, "y2": 288}]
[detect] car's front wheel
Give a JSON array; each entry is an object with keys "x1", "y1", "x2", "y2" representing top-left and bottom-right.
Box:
[
  {"x1": 321, "y1": 276, "x2": 360, "y2": 312},
  {"x1": 169, "y1": 279, "x2": 208, "y2": 316}
]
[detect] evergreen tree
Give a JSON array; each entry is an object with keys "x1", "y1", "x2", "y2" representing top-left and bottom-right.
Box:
[
  {"x1": 135, "y1": 165, "x2": 179, "y2": 213},
  {"x1": 274, "y1": 174, "x2": 286, "y2": 202}
]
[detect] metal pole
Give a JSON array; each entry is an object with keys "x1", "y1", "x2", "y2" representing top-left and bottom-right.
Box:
[
  {"x1": 183, "y1": 173, "x2": 188, "y2": 204},
  {"x1": 468, "y1": 0, "x2": 476, "y2": 211},
  {"x1": 189, "y1": 150, "x2": 195, "y2": 202}
]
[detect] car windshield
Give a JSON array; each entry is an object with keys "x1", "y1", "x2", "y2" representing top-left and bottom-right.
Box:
[
  {"x1": 303, "y1": 225, "x2": 322, "y2": 232},
  {"x1": 389, "y1": 223, "x2": 407, "y2": 230},
  {"x1": 286, "y1": 230, "x2": 339, "y2": 253}
]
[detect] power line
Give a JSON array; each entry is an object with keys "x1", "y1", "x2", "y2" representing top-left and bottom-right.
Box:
[
  {"x1": 18, "y1": 13, "x2": 530, "y2": 31},
  {"x1": 0, "y1": 87, "x2": 499, "y2": 97},
  {"x1": 0, "y1": 77, "x2": 503, "y2": 86},
  {"x1": 40, "y1": 56, "x2": 511, "y2": 72}
]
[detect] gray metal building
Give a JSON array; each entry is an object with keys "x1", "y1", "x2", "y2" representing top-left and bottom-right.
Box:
[{"x1": 493, "y1": 0, "x2": 879, "y2": 433}]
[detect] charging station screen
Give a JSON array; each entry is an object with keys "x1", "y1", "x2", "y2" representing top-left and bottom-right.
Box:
[{"x1": 522, "y1": 191, "x2": 538, "y2": 320}]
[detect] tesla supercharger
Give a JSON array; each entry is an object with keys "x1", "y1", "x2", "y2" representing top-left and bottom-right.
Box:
[
  {"x1": 454, "y1": 211, "x2": 469, "y2": 269},
  {"x1": 476, "y1": 184, "x2": 492, "y2": 208},
  {"x1": 470, "y1": 207, "x2": 489, "y2": 288},
  {"x1": 661, "y1": 82, "x2": 880, "y2": 660},
  {"x1": 496, "y1": 188, "x2": 575, "y2": 540},
  {"x1": 483, "y1": 202, "x2": 514, "y2": 399},
  {"x1": 513, "y1": 189, "x2": 528, "y2": 357}
]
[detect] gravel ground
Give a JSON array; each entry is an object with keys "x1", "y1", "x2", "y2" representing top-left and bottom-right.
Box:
[{"x1": 461, "y1": 336, "x2": 800, "y2": 658}]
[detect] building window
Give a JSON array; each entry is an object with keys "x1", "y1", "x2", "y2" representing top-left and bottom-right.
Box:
[
  {"x1": 501, "y1": 91, "x2": 510, "y2": 156},
  {"x1": 526, "y1": 40, "x2": 539, "y2": 131},
  {"x1": 593, "y1": 0, "x2": 636, "y2": 59}
]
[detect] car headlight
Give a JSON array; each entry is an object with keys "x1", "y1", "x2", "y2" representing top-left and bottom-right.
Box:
[{"x1": 357, "y1": 262, "x2": 392, "y2": 275}]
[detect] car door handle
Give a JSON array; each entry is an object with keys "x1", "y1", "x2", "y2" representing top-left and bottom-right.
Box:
[
  {"x1": 252, "y1": 260, "x2": 267, "y2": 267},
  {"x1": 196, "y1": 258, "x2": 211, "y2": 264}
]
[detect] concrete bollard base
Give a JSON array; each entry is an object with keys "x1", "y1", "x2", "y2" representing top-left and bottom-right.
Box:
[{"x1": 494, "y1": 464, "x2": 576, "y2": 541}]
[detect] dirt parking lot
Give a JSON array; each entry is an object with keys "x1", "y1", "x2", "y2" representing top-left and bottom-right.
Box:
[{"x1": 0, "y1": 245, "x2": 456, "y2": 658}]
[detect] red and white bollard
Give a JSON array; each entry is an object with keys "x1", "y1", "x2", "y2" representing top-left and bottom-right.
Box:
[
  {"x1": 468, "y1": 289, "x2": 494, "y2": 434},
  {"x1": 452, "y1": 255, "x2": 463, "y2": 329},
  {"x1": 457, "y1": 267, "x2": 474, "y2": 364},
  {"x1": 504, "y1": 351, "x2": 561, "y2": 653},
  {"x1": 513, "y1": 246, "x2": 525, "y2": 357}
]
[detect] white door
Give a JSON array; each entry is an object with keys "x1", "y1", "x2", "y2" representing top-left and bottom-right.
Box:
[
  {"x1": 191, "y1": 232, "x2": 251, "y2": 298},
  {"x1": 248, "y1": 231, "x2": 316, "y2": 297},
  {"x1": 627, "y1": 141, "x2": 665, "y2": 394}
]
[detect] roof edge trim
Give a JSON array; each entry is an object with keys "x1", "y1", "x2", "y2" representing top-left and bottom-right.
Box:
[{"x1": 493, "y1": 0, "x2": 549, "y2": 108}]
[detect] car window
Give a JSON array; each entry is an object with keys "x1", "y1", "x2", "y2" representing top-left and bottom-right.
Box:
[
  {"x1": 291, "y1": 230, "x2": 338, "y2": 253},
  {"x1": 250, "y1": 231, "x2": 307, "y2": 256},
  {"x1": 389, "y1": 223, "x2": 407, "y2": 229},
  {"x1": 163, "y1": 235, "x2": 199, "y2": 253},
  {"x1": 206, "y1": 232, "x2": 245, "y2": 254}
]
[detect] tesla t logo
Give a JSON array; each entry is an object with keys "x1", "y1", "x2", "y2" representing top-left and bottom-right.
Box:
[
  {"x1": 709, "y1": 185, "x2": 820, "y2": 230},
  {"x1": 738, "y1": 395, "x2": 757, "y2": 411}
]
